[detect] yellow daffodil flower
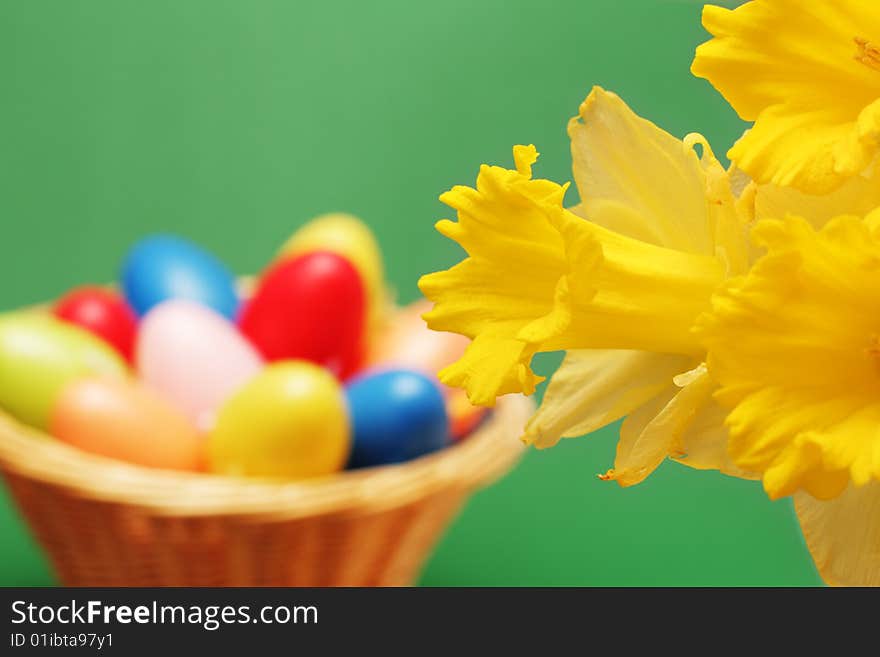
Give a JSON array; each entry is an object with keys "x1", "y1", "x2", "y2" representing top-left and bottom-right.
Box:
[
  {"x1": 692, "y1": 0, "x2": 880, "y2": 194},
  {"x1": 420, "y1": 87, "x2": 880, "y2": 486},
  {"x1": 420, "y1": 87, "x2": 752, "y2": 485},
  {"x1": 420, "y1": 86, "x2": 880, "y2": 489},
  {"x1": 698, "y1": 213, "x2": 880, "y2": 585}
]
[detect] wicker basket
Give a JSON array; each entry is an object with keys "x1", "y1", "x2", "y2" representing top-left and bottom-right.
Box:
[{"x1": 0, "y1": 389, "x2": 530, "y2": 586}]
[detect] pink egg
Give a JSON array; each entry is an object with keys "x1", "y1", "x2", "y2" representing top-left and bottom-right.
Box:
[{"x1": 136, "y1": 300, "x2": 263, "y2": 431}]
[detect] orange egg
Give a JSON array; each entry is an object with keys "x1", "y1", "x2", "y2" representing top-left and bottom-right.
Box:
[
  {"x1": 49, "y1": 377, "x2": 203, "y2": 471},
  {"x1": 447, "y1": 389, "x2": 488, "y2": 441},
  {"x1": 369, "y1": 299, "x2": 469, "y2": 384},
  {"x1": 370, "y1": 298, "x2": 485, "y2": 439}
]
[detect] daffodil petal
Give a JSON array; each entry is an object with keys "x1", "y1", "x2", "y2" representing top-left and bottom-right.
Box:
[
  {"x1": 600, "y1": 387, "x2": 677, "y2": 487},
  {"x1": 693, "y1": 1, "x2": 880, "y2": 119},
  {"x1": 749, "y1": 156, "x2": 880, "y2": 230},
  {"x1": 686, "y1": 133, "x2": 751, "y2": 275},
  {"x1": 568, "y1": 87, "x2": 713, "y2": 254},
  {"x1": 795, "y1": 483, "x2": 880, "y2": 586},
  {"x1": 522, "y1": 349, "x2": 692, "y2": 449},
  {"x1": 728, "y1": 102, "x2": 880, "y2": 194},
  {"x1": 602, "y1": 365, "x2": 717, "y2": 487},
  {"x1": 672, "y1": 393, "x2": 759, "y2": 480}
]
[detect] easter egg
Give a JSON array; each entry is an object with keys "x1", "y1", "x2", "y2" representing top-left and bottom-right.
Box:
[
  {"x1": 239, "y1": 252, "x2": 365, "y2": 379},
  {"x1": 277, "y1": 213, "x2": 387, "y2": 330},
  {"x1": 369, "y1": 298, "x2": 483, "y2": 440},
  {"x1": 50, "y1": 377, "x2": 203, "y2": 471},
  {"x1": 209, "y1": 361, "x2": 350, "y2": 479},
  {"x1": 447, "y1": 389, "x2": 488, "y2": 441},
  {"x1": 137, "y1": 300, "x2": 263, "y2": 431},
  {"x1": 368, "y1": 298, "x2": 469, "y2": 381},
  {"x1": 121, "y1": 235, "x2": 239, "y2": 319},
  {"x1": 0, "y1": 313, "x2": 128, "y2": 429},
  {"x1": 54, "y1": 287, "x2": 138, "y2": 362},
  {"x1": 346, "y1": 369, "x2": 449, "y2": 468}
]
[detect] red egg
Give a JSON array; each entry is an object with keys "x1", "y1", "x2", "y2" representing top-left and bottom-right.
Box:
[
  {"x1": 239, "y1": 251, "x2": 365, "y2": 379},
  {"x1": 54, "y1": 287, "x2": 138, "y2": 363}
]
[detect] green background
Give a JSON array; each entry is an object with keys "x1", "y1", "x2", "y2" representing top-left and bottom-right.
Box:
[{"x1": 0, "y1": 0, "x2": 822, "y2": 585}]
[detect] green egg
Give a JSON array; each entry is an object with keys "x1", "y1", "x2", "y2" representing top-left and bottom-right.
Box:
[{"x1": 0, "y1": 312, "x2": 129, "y2": 429}]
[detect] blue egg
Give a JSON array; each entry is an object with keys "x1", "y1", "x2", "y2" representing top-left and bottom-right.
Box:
[
  {"x1": 121, "y1": 235, "x2": 239, "y2": 319},
  {"x1": 346, "y1": 369, "x2": 450, "y2": 468}
]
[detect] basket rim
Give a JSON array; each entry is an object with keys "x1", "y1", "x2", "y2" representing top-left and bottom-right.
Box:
[{"x1": 0, "y1": 395, "x2": 530, "y2": 519}]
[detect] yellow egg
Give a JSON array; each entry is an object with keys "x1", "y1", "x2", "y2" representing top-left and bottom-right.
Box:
[
  {"x1": 277, "y1": 213, "x2": 389, "y2": 332},
  {"x1": 208, "y1": 361, "x2": 350, "y2": 479}
]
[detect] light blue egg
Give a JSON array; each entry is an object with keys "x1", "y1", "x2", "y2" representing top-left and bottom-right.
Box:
[
  {"x1": 121, "y1": 235, "x2": 239, "y2": 319},
  {"x1": 345, "y1": 368, "x2": 449, "y2": 469}
]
